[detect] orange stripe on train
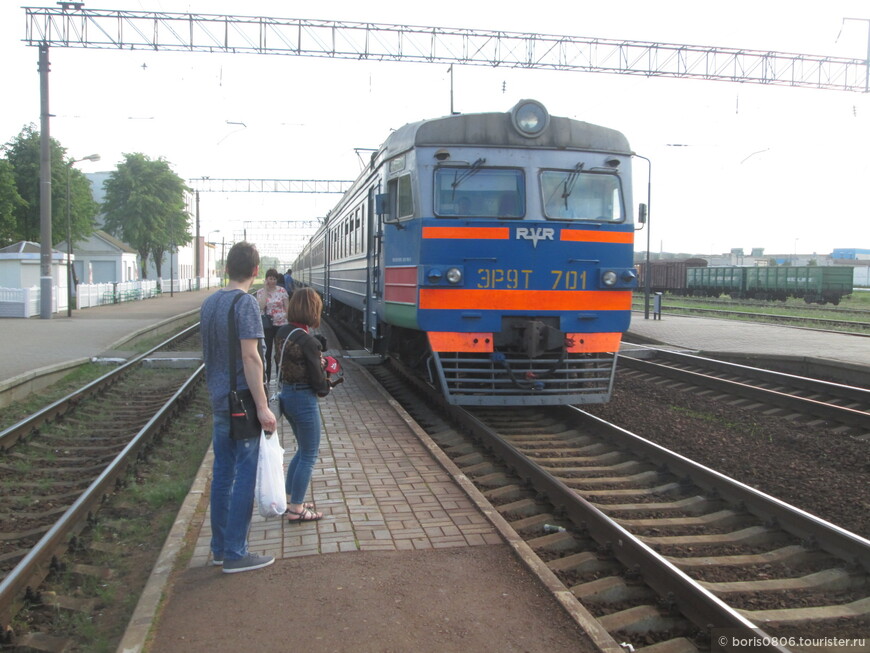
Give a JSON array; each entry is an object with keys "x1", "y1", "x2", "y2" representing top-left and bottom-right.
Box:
[
  {"x1": 419, "y1": 289, "x2": 632, "y2": 311},
  {"x1": 560, "y1": 229, "x2": 634, "y2": 244},
  {"x1": 566, "y1": 332, "x2": 623, "y2": 353},
  {"x1": 427, "y1": 331, "x2": 622, "y2": 353},
  {"x1": 422, "y1": 226, "x2": 510, "y2": 240},
  {"x1": 428, "y1": 332, "x2": 494, "y2": 352}
]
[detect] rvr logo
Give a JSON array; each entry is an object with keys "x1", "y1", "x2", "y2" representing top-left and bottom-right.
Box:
[{"x1": 516, "y1": 227, "x2": 554, "y2": 248}]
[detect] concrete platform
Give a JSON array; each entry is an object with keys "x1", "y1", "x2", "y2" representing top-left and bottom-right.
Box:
[
  {"x1": 0, "y1": 289, "x2": 216, "y2": 407},
  {"x1": 625, "y1": 312, "x2": 870, "y2": 369}
]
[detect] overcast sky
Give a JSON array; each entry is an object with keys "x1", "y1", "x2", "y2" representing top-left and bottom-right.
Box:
[{"x1": 2, "y1": 0, "x2": 868, "y2": 259}]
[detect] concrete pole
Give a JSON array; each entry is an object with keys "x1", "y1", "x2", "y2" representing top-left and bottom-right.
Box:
[
  {"x1": 38, "y1": 43, "x2": 53, "y2": 319},
  {"x1": 195, "y1": 190, "x2": 200, "y2": 290}
]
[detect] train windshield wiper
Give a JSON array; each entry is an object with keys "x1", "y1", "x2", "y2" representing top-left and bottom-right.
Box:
[
  {"x1": 561, "y1": 162, "x2": 584, "y2": 210},
  {"x1": 451, "y1": 158, "x2": 486, "y2": 199}
]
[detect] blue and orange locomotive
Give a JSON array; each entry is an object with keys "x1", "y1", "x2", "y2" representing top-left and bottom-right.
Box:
[{"x1": 294, "y1": 100, "x2": 640, "y2": 405}]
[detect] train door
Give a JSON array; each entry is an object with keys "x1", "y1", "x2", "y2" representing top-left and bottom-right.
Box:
[{"x1": 364, "y1": 186, "x2": 382, "y2": 350}]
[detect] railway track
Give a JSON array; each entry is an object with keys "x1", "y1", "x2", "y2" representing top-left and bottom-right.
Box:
[
  {"x1": 617, "y1": 346, "x2": 870, "y2": 439},
  {"x1": 367, "y1": 358, "x2": 870, "y2": 653},
  {"x1": 0, "y1": 326, "x2": 204, "y2": 648},
  {"x1": 634, "y1": 296, "x2": 870, "y2": 318}
]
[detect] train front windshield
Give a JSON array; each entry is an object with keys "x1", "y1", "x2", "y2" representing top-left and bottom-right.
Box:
[
  {"x1": 541, "y1": 170, "x2": 624, "y2": 222},
  {"x1": 434, "y1": 168, "x2": 525, "y2": 218}
]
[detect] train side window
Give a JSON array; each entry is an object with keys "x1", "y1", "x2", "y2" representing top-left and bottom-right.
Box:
[{"x1": 541, "y1": 170, "x2": 624, "y2": 222}]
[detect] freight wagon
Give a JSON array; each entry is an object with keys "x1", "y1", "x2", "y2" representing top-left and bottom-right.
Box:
[
  {"x1": 741, "y1": 266, "x2": 853, "y2": 304},
  {"x1": 644, "y1": 264, "x2": 853, "y2": 305},
  {"x1": 636, "y1": 258, "x2": 708, "y2": 293}
]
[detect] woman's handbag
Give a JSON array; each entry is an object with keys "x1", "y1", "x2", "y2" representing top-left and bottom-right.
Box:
[
  {"x1": 256, "y1": 431, "x2": 287, "y2": 518},
  {"x1": 261, "y1": 313, "x2": 273, "y2": 331},
  {"x1": 227, "y1": 293, "x2": 267, "y2": 441}
]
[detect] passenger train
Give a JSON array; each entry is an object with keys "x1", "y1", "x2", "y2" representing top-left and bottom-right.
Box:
[{"x1": 293, "y1": 100, "x2": 641, "y2": 406}]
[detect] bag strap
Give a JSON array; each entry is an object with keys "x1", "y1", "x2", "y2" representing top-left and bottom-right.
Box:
[{"x1": 227, "y1": 291, "x2": 265, "y2": 393}]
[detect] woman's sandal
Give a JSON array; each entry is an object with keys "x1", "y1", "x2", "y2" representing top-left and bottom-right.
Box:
[
  {"x1": 284, "y1": 503, "x2": 315, "y2": 513},
  {"x1": 286, "y1": 507, "x2": 323, "y2": 523}
]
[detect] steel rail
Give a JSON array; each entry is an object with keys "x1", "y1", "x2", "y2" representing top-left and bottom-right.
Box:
[
  {"x1": 391, "y1": 360, "x2": 785, "y2": 650},
  {"x1": 0, "y1": 365, "x2": 204, "y2": 629},
  {"x1": 629, "y1": 347, "x2": 870, "y2": 405},
  {"x1": 386, "y1": 356, "x2": 869, "y2": 648},
  {"x1": 567, "y1": 406, "x2": 870, "y2": 574},
  {"x1": 618, "y1": 354, "x2": 870, "y2": 429},
  {"x1": 0, "y1": 323, "x2": 200, "y2": 451}
]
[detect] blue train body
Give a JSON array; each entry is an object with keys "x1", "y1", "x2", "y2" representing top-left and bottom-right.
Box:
[{"x1": 294, "y1": 101, "x2": 639, "y2": 405}]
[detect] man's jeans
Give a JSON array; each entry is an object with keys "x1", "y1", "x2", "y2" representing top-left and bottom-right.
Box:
[
  {"x1": 279, "y1": 386, "x2": 321, "y2": 505},
  {"x1": 210, "y1": 410, "x2": 261, "y2": 561}
]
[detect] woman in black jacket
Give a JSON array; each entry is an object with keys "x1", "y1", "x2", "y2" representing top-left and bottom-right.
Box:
[{"x1": 273, "y1": 288, "x2": 330, "y2": 522}]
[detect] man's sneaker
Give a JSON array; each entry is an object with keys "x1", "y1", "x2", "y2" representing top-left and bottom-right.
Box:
[
  {"x1": 211, "y1": 555, "x2": 224, "y2": 566},
  {"x1": 222, "y1": 553, "x2": 275, "y2": 574}
]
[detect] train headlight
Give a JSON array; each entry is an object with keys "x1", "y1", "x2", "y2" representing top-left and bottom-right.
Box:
[
  {"x1": 446, "y1": 267, "x2": 463, "y2": 284},
  {"x1": 510, "y1": 100, "x2": 549, "y2": 137},
  {"x1": 601, "y1": 270, "x2": 618, "y2": 287}
]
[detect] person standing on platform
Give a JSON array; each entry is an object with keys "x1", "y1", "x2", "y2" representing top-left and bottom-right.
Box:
[
  {"x1": 284, "y1": 268, "x2": 295, "y2": 295},
  {"x1": 200, "y1": 242, "x2": 277, "y2": 574},
  {"x1": 274, "y1": 287, "x2": 330, "y2": 523},
  {"x1": 255, "y1": 268, "x2": 290, "y2": 384}
]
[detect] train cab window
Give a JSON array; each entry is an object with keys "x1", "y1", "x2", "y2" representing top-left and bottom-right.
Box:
[
  {"x1": 434, "y1": 167, "x2": 524, "y2": 218},
  {"x1": 387, "y1": 174, "x2": 414, "y2": 220},
  {"x1": 541, "y1": 170, "x2": 624, "y2": 222}
]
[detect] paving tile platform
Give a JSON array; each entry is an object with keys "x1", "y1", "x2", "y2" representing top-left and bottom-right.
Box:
[{"x1": 188, "y1": 356, "x2": 501, "y2": 568}]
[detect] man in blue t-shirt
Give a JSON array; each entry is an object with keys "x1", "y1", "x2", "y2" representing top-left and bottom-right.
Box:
[
  {"x1": 200, "y1": 241, "x2": 277, "y2": 574},
  {"x1": 284, "y1": 268, "x2": 294, "y2": 294}
]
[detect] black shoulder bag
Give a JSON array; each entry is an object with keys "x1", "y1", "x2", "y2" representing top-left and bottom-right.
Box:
[{"x1": 227, "y1": 292, "x2": 266, "y2": 440}]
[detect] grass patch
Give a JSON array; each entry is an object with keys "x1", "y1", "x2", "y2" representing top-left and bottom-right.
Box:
[
  {"x1": 127, "y1": 320, "x2": 199, "y2": 353},
  {"x1": 0, "y1": 363, "x2": 110, "y2": 432}
]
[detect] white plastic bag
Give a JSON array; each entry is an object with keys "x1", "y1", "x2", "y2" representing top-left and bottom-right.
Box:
[{"x1": 256, "y1": 431, "x2": 287, "y2": 518}]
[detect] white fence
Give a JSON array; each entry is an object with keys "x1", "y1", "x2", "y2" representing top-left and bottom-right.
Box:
[
  {"x1": 75, "y1": 280, "x2": 160, "y2": 308},
  {"x1": 0, "y1": 276, "x2": 221, "y2": 318},
  {"x1": 0, "y1": 286, "x2": 66, "y2": 318}
]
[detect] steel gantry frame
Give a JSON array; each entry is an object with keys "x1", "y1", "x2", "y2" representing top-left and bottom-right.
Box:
[
  {"x1": 24, "y1": 6, "x2": 870, "y2": 92},
  {"x1": 188, "y1": 178, "x2": 353, "y2": 194},
  {"x1": 187, "y1": 180, "x2": 350, "y2": 266}
]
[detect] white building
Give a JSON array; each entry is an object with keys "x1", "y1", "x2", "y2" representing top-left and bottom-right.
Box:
[
  {"x1": 57, "y1": 229, "x2": 139, "y2": 285},
  {"x1": 0, "y1": 241, "x2": 69, "y2": 316}
]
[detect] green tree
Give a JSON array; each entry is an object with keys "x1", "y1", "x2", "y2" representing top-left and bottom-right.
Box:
[
  {"x1": 102, "y1": 153, "x2": 191, "y2": 279},
  {"x1": 2, "y1": 125, "x2": 99, "y2": 246},
  {"x1": 260, "y1": 256, "x2": 281, "y2": 272},
  {"x1": 0, "y1": 159, "x2": 26, "y2": 246}
]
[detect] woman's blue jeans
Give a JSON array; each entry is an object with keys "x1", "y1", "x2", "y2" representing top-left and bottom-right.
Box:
[
  {"x1": 279, "y1": 386, "x2": 321, "y2": 505},
  {"x1": 210, "y1": 410, "x2": 260, "y2": 561}
]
